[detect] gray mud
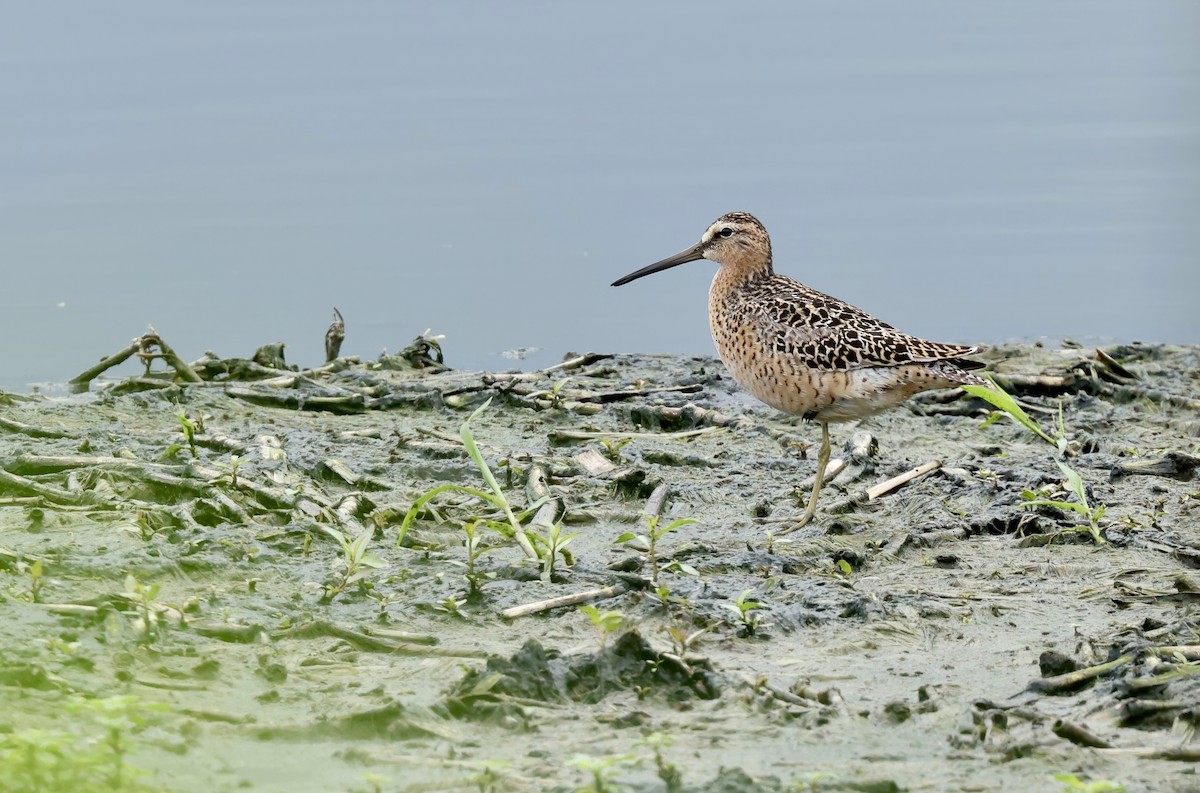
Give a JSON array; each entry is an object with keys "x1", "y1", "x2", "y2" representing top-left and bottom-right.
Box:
[{"x1": 1, "y1": 342, "x2": 1198, "y2": 792}]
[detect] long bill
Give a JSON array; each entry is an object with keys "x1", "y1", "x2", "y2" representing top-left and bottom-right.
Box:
[{"x1": 611, "y1": 243, "x2": 705, "y2": 287}]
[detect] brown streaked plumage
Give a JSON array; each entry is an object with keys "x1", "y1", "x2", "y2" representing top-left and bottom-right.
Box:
[{"x1": 612, "y1": 211, "x2": 986, "y2": 531}]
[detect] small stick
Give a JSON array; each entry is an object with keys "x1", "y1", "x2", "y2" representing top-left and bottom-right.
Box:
[
  {"x1": 41, "y1": 603, "x2": 101, "y2": 617},
  {"x1": 0, "y1": 496, "x2": 41, "y2": 507},
  {"x1": 866, "y1": 461, "x2": 942, "y2": 500},
  {"x1": 1148, "y1": 645, "x2": 1200, "y2": 660},
  {"x1": 653, "y1": 404, "x2": 745, "y2": 428},
  {"x1": 272, "y1": 620, "x2": 484, "y2": 657},
  {"x1": 574, "y1": 449, "x2": 616, "y2": 476},
  {"x1": 501, "y1": 583, "x2": 631, "y2": 620},
  {"x1": 148, "y1": 334, "x2": 203, "y2": 384},
  {"x1": 68, "y1": 339, "x2": 142, "y2": 392},
  {"x1": 541, "y1": 352, "x2": 613, "y2": 374},
  {"x1": 573, "y1": 384, "x2": 703, "y2": 403},
  {"x1": 412, "y1": 426, "x2": 463, "y2": 445},
  {"x1": 1094, "y1": 347, "x2": 1136, "y2": 380},
  {"x1": 549, "y1": 427, "x2": 720, "y2": 443},
  {"x1": 0, "y1": 468, "x2": 96, "y2": 506},
  {"x1": 225, "y1": 387, "x2": 367, "y2": 414},
  {"x1": 322, "y1": 459, "x2": 361, "y2": 485},
  {"x1": 1052, "y1": 719, "x2": 1112, "y2": 749},
  {"x1": 990, "y1": 373, "x2": 1077, "y2": 395},
  {"x1": 0, "y1": 416, "x2": 75, "y2": 440},
  {"x1": 762, "y1": 682, "x2": 809, "y2": 707},
  {"x1": 643, "y1": 482, "x2": 669, "y2": 519},
  {"x1": 1100, "y1": 383, "x2": 1200, "y2": 412},
  {"x1": 1027, "y1": 653, "x2": 1134, "y2": 694},
  {"x1": 364, "y1": 627, "x2": 438, "y2": 646},
  {"x1": 325, "y1": 307, "x2": 346, "y2": 362},
  {"x1": 195, "y1": 432, "x2": 247, "y2": 455},
  {"x1": 526, "y1": 465, "x2": 561, "y2": 528}
]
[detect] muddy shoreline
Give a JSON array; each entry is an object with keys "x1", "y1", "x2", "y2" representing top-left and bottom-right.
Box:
[{"x1": 1, "y1": 342, "x2": 1198, "y2": 792}]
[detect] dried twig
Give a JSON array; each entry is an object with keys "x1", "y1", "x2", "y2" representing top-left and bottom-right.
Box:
[
  {"x1": 866, "y1": 461, "x2": 942, "y2": 501},
  {"x1": 500, "y1": 583, "x2": 631, "y2": 620}
]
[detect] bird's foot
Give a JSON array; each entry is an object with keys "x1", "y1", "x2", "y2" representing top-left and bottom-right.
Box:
[{"x1": 773, "y1": 507, "x2": 819, "y2": 536}]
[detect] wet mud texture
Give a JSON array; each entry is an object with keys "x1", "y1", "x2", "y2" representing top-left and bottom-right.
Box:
[{"x1": 1, "y1": 342, "x2": 1198, "y2": 792}]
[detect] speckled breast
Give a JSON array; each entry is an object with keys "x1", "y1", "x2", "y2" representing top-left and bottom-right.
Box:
[{"x1": 708, "y1": 299, "x2": 832, "y2": 418}]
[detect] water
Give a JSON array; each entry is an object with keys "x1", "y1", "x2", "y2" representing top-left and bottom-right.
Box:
[{"x1": 2, "y1": 1, "x2": 1197, "y2": 392}]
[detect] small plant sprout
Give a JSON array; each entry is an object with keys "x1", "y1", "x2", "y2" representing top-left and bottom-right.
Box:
[
  {"x1": 616, "y1": 514, "x2": 697, "y2": 585},
  {"x1": 529, "y1": 522, "x2": 577, "y2": 582},
  {"x1": 469, "y1": 761, "x2": 513, "y2": 793},
  {"x1": 175, "y1": 408, "x2": 199, "y2": 458},
  {"x1": 398, "y1": 400, "x2": 542, "y2": 560},
  {"x1": 63, "y1": 694, "x2": 167, "y2": 792},
  {"x1": 964, "y1": 377, "x2": 1107, "y2": 545},
  {"x1": 579, "y1": 605, "x2": 624, "y2": 647},
  {"x1": 1022, "y1": 460, "x2": 1107, "y2": 544},
  {"x1": 1052, "y1": 773, "x2": 1125, "y2": 793},
  {"x1": 320, "y1": 526, "x2": 387, "y2": 603},
  {"x1": 436, "y1": 594, "x2": 466, "y2": 618},
  {"x1": 636, "y1": 732, "x2": 682, "y2": 793},
  {"x1": 664, "y1": 621, "x2": 710, "y2": 661},
  {"x1": 723, "y1": 589, "x2": 764, "y2": 635},
  {"x1": 598, "y1": 436, "x2": 632, "y2": 462},
  {"x1": 456, "y1": 519, "x2": 497, "y2": 595},
  {"x1": 546, "y1": 375, "x2": 572, "y2": 407},
  {"x1": 217, "y1": 453, "x2": 243, "y2": 488},
  {"x1": 567, "y1": 752, "x2": 638, "y2": 793},
  {"x1": 19, "y1": 559, "x2": 45, "y2": 603},
  {"x1": 123, "y1": 574, "x2": 162, "y2": 643}
]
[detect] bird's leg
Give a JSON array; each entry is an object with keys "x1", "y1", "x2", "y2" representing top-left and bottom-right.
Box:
[{"x1": 778, "y1": 422, "x2": 830, "y2": 535}]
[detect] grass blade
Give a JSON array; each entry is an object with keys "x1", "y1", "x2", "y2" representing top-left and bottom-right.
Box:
[{"x1": 961, "y1": 379, "x2": 1058, "y2": 446}]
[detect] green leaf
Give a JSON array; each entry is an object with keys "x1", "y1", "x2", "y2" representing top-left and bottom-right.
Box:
[
  {"x1": 1025, "y1": 498, "x2": 1090, "y2": 516},
  {"x1": 1056, "y1": 460, "x2": 1090, "y2": 511},
  {"x1": 961, "y1": 380, "x2": 1057, "y2": 446}
]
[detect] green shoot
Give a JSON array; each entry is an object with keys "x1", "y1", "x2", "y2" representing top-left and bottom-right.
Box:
[
  {"x1": 123, "y1": 574, "x2": 162, "y2": 643},
  {"x1": 528, "y1": 522, "x2": 577, "y2": 581},
  {"x1": 966, "y1": 377, "x2": 1106, "y2": 543},
  {"x1": 23, "y1": 559, "x2": 45, "y2": 603},
  {"x1": 961, "y1": 378, "x2": 1060, "y2": 449},
  {"x1": 174, "y1": 408, "x2": 198, "y2": 458},
  {"x1": 636, "y1": 733, "x2": 683, "y2": 793},
  {"x1": 616, "y1": 514, "x2": 697, "y2": 585},
  {"x1": 398, "y1": 400, "x2": 540, "y2": 559},
  {"x1": 665, "y1": 622, "x2": 710, "y2": 659},
  {"x1": 1052, "y1": 773, "x2": 1125, "y2": 793},
  {"x1": 456, "y1": 520, "x2": 496, "y2": 595},
  {"x1": 567, "y1": 752, "x2": 638, "y2": 793},
  {"x1": 580, "y1": 605, "x2": 624, "y2": 647},
  {"x1": 216, "y1": 453, "x2": 243, "y2": 488},
  {"x1": 599, "y1": 436, "x2": 632, "y2": 462},
  {"x1": 722, "y1": 589, "x2": 764, "y2": 635},
  {"x1": 320, "y1": 526, "x2": 387, "y2": 602},
  {"x1": 1022, "y1": 460, "x2": 1107, "y2": 544}
]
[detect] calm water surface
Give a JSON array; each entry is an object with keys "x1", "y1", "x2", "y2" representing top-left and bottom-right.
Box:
[{"x1": 1, "y1": 2, "x2": 1197, "y2": 391}]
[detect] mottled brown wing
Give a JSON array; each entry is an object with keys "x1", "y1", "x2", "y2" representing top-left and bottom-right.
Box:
[{"x1": 743, "y1": 276, "x2": 978, "y2": 372}]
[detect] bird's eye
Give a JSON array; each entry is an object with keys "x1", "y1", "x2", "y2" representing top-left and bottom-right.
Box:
[{"x1": 719, "y1": 228, "x2": 734, "y2": 237}]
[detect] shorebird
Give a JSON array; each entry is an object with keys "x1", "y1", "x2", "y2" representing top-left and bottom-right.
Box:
[{"x1": 612, "y1": 211, "x2": 986, "y2": 532}]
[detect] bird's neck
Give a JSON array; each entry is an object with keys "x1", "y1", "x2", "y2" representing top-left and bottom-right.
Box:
[{"x1": 711, "y1": 258, "x2": 774, "y2": 294}]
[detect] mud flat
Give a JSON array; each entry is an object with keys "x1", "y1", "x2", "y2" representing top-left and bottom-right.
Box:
[{"x1": 1, "y1": 340, "x2": 1198, "y2": 792}]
